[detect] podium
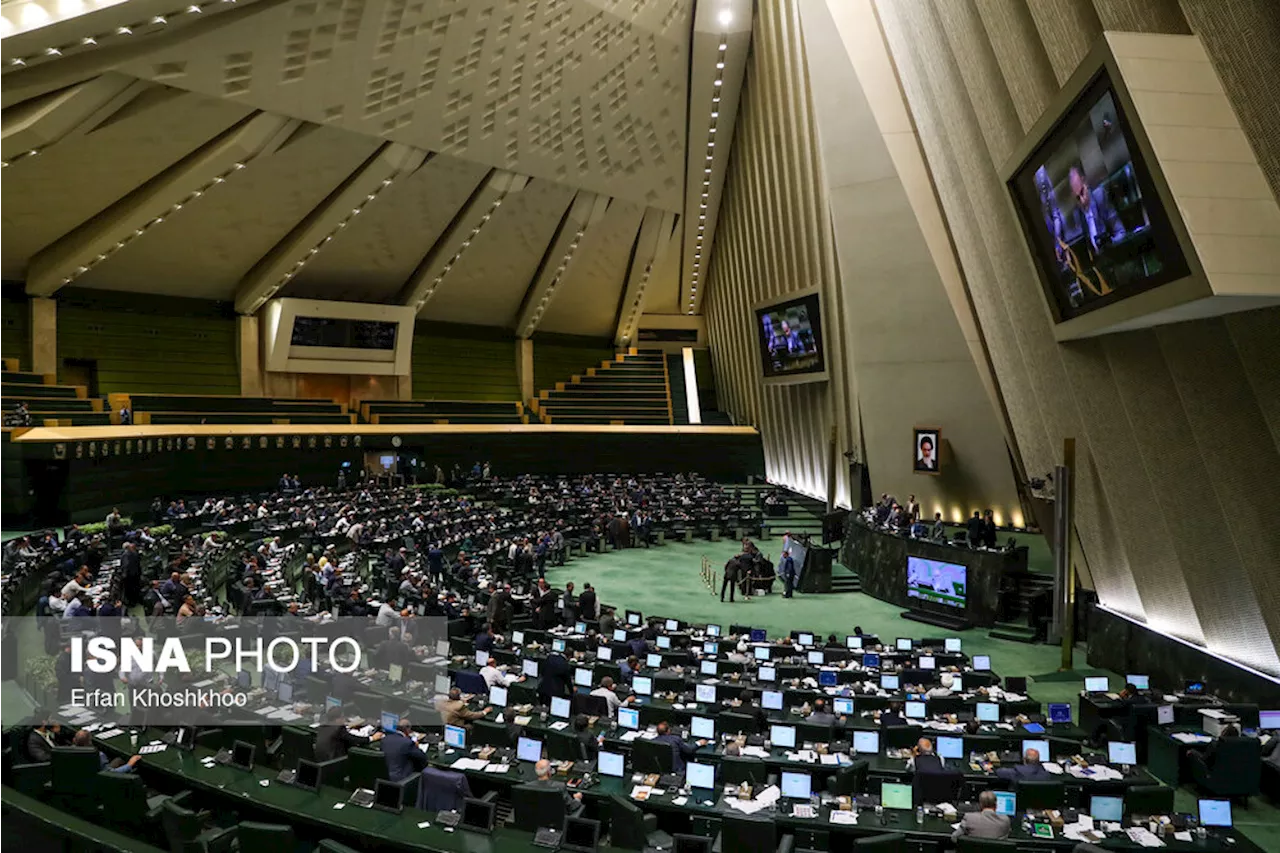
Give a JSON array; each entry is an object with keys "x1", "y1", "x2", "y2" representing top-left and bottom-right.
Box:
[{"x1": 799, "y1": 547, "x2": 834, "y2": 593}]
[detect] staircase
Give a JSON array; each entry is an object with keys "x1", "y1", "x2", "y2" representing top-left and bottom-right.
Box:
[
  {"x1": 987, "y1": 572, "x2": 1054, "y2": 643},
  {"x1": 666, "y1": 353, "x2": 689, "y2": 425},
  {"x1": 830, "y1": 567, "x2": 862, "y2": 593},
  {"x1": 532, "y1": 349, "x2": 672, "y2": 425}
]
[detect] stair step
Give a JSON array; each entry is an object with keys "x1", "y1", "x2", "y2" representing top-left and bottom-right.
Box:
[{"x1": 988, "y1": 623, "x2": 1038, "y2": 644}]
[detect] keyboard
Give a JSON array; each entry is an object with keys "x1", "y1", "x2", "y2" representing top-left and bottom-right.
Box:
[
  {"x1": 533, "y1": 827, "x2": 561, "y2": 848},
  {"x1": 214, "y1": 750, "x2": 232, "y2": 765},
  {"x1": 349, "y1": 788, "x2": 375, "y2": 808},
  {"x1": 276, "y1": 769, "x2": 297, "y2": 785},
  {"x1": 436, "y1": 811, "x2": 461, "y2": 827},
  {"x1": 792, "y1": 804, "x2": 816, "y2": 819}
]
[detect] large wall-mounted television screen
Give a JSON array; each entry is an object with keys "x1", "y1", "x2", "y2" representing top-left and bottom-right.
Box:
[
  {"x1": 1008, "y1": 71, "x2": 1189, "y2": 322},
  {"x1": 753, "y1": 289, "x2": 826, "y2": 384},
  {"x1": 907, "y1": 556, "x2": 967, "y2": 609}
]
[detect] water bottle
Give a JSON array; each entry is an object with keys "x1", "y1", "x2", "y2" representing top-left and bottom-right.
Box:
[{"x1": 916, "y1": 806, "x2": 924, "y2": 825}]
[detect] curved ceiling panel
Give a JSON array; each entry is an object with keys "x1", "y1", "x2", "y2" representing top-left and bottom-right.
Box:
[{"x1": 539, "y1": 197, "x2": 644, "y2": 337}]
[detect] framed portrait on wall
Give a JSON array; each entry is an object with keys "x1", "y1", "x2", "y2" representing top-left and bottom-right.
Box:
[{"x1": 913, "y1": 427, "x2": 941, "y2": 474}]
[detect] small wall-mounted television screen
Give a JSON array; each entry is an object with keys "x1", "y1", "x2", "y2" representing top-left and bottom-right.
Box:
[
  {"x1": 753, "y1": 289, "x2": 826, "y2": 383},
  {"x1": 1008, "y1": 71, "x2": 1189, "y2": 322},
  {"x1": 906, "y1": 556, "x2": 967, "y2": 609}
]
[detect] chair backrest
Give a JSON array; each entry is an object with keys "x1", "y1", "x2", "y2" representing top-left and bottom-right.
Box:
[
  {"x1": 796, "y1": 721, "x2": 832, "y2": 744},
  {"x1": 94, "y1": 770, "x2": 148, "y2": 825},
  {"x1": 883, "y1": 725, "x2": 924, "y2": 749},
  {"x1": 630, "y1": 739, "x2": 673, "y2": 773},
  {"x1": 236, "y1": 821, "x2": 296, "y2": 853},
  {"x1": 318, "y1": 839, "x2": 362, "y2": 853},
  {"x1": 1015, "y1": 780, "x2": 1065, "y2": 810},
  {"x1": 455, "y1": 670, "x2": 487, "y2": 695},
  {"x1": 278, "y1": 726, "x2": 316, "y2": 770},
  {"x1": 511, "y1": 784, "x2": 567, "y2": 832},
  {"x1": 854, "y1": 832, "x2": 907, "y2": 852},
  {"x1": 720, "y1": 814, "x2": 777, "y2": 853},
  {"x1": 160, "y1": 798, "x2": 202, "y2": 852},
  {"x1": 717, "y1": 712, "x2": 759, "y2": 736},
  {"x1": 1123, "y1": 785, "x2": 1175, "y2": 817},
  {"x1": 345, "y1": 747, "x2": 387, "y2": 791},
  {"x1": 420, "y1": 766, "x2": 470, "y2": 812},
  {"x1": 914, "y1": 769, "x2": 963, "y2": 806},
  {"x1": 719, "y1": 756, "x2": 769, "y2": 786},
  {"x1": 956, "y1": 838, "x2": 1017, "y2": 853},
  {"x1": 50, "y1": 747, "x2": 101, "y2": 798},
  {"x1": 827, "y1": 760, "x2": 869, "y2": 796},
  {"x1": 547, "y1": 729, "x2": 586, "y2": 762},
  {"x1": 472, "y1": 720, "x2": 513, "y2": 748},
  {"x1": 608, "y1": 794, "x2": 650, "y2": 851}
]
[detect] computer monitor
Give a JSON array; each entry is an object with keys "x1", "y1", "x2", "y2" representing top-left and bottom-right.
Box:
[
  {"x1": 762, "y1": 690, "x2": 784, "y2": 711},
  {"x1": 758, "y1": 666, "x2": 776, "y2": 682},
  {"x1": 846, "y1": 635, "x2": 863, "y2": 649},
  {"x1": 598, "y1": 646, "x2": 613, "y2": 661},
  {"x1": 691, "y1": 716, "x2": 715, "y2": 739},
  {"x1": 231, "y1": 741, "x2": 255, "y2": 771},
  {"x1": 1198, "y1": 799, "x2": 1232, "y2": 828},
  {"x1": 695, "y1": 684, "x2": 717, "y2": 703},
  {"x1": 1260, "y1": 710, "x2": 1280, "y2": 730},
  {"x1": 277, "y1": 681, "x2": 294, "y2": 703},
  {"x1": 575, "y1": 668, "x2": 593, "y2": 687},
  {"x1": 461, "y1": 797, "x2": 496, "y2": 833},
  {"x1": 633, "y1": 676, "x2": 652, "y2": 696},
  {"x1": 1184, "y1": 680, "x2": 1206, "y2": 695},
  {"x1": 976, "y1": 702, "x2": 1000, "y2": 722},
  {"x1": 750, "y1": 628, "x2": 767, "y2": 642},
  {"x1": 1084, "y1": 676, "x2": 1109, "y2": 693},
  {"x1": 1157, "y1": 704, "x2": 1174, "y2": 725},
  {"x1": 1090, "y1": 795, "x2": 1123, "y2": 822},
  {"x1": 686, "y1": 762, "x2": 715, "y2": 791},
  {"x1": 701, "y1": 660, "x2": 717, "y2": 676},
  {"x1": 598, "y1": 751, "x2": 624, "y2": 777},
  {"x1": 374, "y1": 779, "x2": 404, "y2": 814},
  {"x1": 994, "y1": 791, "x2": 1017, "y2": 817},
  {"x1": 770, "y1": 725, "x2": 796, "y2": 748},
  {"x1": 818, "y1": 670, "x2": 837, "y2": 687},
  {"x1": 1126, "y1": 674, "x2": 1150, "y2": 690},
  {"x1": 881, "y1": 781, "x2": 913, "y2": 810},
  {"x1": 703, "y1": 642, "x2": 719, "y2": 655},
  {"x1": 1005, "y1": 676, "x2": 1027, "y2": 695},
  {"x1": 436, "y1": 674, "x2": 452, "y2": 693},
  {"x1": 853, "y1": 730, "x2": 880, "y2": 754},
  {"x1": 945, "y1": 638, "x2": 962, "y2": 652},
  {"x1": 613, "y1": 629, "x2": 627, "y2": 642},
  {"x1": 804, "y1": 650, "x2": 822, "y2": 665},
  {"x1": 951, "y1": 675, "x2": 964, "y2": 693},
  {"x1": 834, "y1": 697, "x2": 854, "y2": 715},
  {"x1": 673, "y1": 835, "x2": 713, "y2": 853},
  {"x1": 512, "y1": 630, "x2": 526, "y2": 645},
  {"x1": 475, "y1": 650, "x2": 489, "y2": 666},
  {"x1": 172, "y1": 726, "x2": 197, "y2": 750},
  {"x1": 918, "y1": 656, "x2": 935, "y2": 670},
  {"x1": 627, "y1": 611, "x2": 641, "y2": 626},
  {"x1": 380, "y1": 712, "x2": 400, "y2": 733},
  {"x1": 657, "y1": 636, "x2": 672, "y2": 650},
  {"x1": 294, "y1": 759, "x2": 321, "y2": 791},
  {"x1": 707, "y1": 624, "x2": 722, "y2": 637},
  {"x1": 523, "y1": 659, "x2": 539, "y2": 677},
  {"x1": 562, "y1": 816, "x2": 600, "y2": 853},
  {"x1": 798, "y1": 632, "x2": 814, "y2": 646},
  {"x1": 553, "y1": 639, "x2": 567, "y2": 653},
  {"x1": 1108, "y1": 741, "x2": 1137, "y2": 765},
  {"x1": 937, "y1": 736, "x2": 964, "y2": 760},
  {"x1": 646, "y1": 653, "x2": 662, "y2": 668},
  {"x1": 905, "y1": 701, "x2": 926, "y2": 719},
  {"x1": 325, "y1": 696, "x2": 342, "y2": 711},
  {"x1": 444, "y1": 725, "x2": 467, "y2": 749},
  {"x1": 863, "y1": 653, "x2": 881, "y2": 668},
  {"x1": 896, "y1": 638, "x2": 913, "y2": 651},
  {"x1": 517, "y1": 736, "x2": 543, "y2": 763},
  {"x1": 880, "y1": 674, "x2": 900, "y2": 691},
  {"x1": 666, "y1": 619, "x2": 679, "y2": 632},
  {"x1": 972, "y1": 655, "x2": 991, "y2": 671},
  {"x1": 781, "y1": 771, "x2": 812, "y2": 799},
  {"x1": 754, "y1": 646, "x2": 771, "y2": 661},
  {"x1": 1022, "y1": 739, "x2": 1050, "y2": 761},
  {"x1": 1048, "y1": 703, "x2": 1072, "y2": 724},
  {"x1": 551, "y1": 697, "x2": 571, "y2": 719},
  {"x1": 618, "y1": 707, "x2": 640, "y2": 729}
]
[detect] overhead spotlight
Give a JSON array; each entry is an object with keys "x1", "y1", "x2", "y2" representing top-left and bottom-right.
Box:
[
  {"x1": 716, "y1": 62, "x2": 724, "y2": 70},
  {"x1": 45, "y1": 47, "x2": 62, "y2": 56},
  {"x1": 713, "y1": 95, "x2": 720, "y2": 103},
  {"x1": 718, "y1": 43, "x2": 727, "y2": 51},
  {"x1": 10, "y1": 58, "x2": 26, "y2": 67},
  {"x1": 713, "y1": 79, "x2": 722, "y2": 87},
  {"x1": 705, "y1": 167, "x2": 711, "y2": 174},
  {"x1": 187, "y1": 4, "x2": 202, "y2": 11},
  {"x1": 711, "y1": 111, "x2": 719, "y2": 118},
  {"x1": 382, "y1": 178, "x2": 392, "y2": 186},
  {"x1": 116, "y1": 26, "x2": 132, "y2": 34},
  {"x1": 366, "y1": 193, "x2": 375, "y2": 201},
  {"x1": 718, "y1": 8, "x2": 732, "y2": 26},
  {"x1": 233, "y1": 162, "x2": 245, "y2": 169},
  {"x1": 151, "y1": 15, "x2": 167, "y2": 24}
]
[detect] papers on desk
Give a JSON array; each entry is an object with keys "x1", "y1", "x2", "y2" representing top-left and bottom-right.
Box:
[
  {"x1": 98, "y1": 728, "x2": 125, "y2": 740},
  {"x1": 1067, "y1": 763, "x2": 1123, "y2": 781},
  {"x1": 1171, "y1": 732, "x2": 1212, "y2": 744},
  {"x1": 192, "y1": 679, "x2": 216, "y2": 689},
  {"x1": 620, "y1": 731, "x2": 641, "y2": 742},
  {"x1": 630, "y1": 785, "x2": 654, "y2": 801},
  {"x1": 740, "y1": 746, "x2": 771, "y2": 759},
  {"x1": 639, "y1": 731, "x2": 658, "y2": 740},
  {"x1": 829, "y1": 811, "x2": 858, "y2": 825},
  {"x1": 549, "y1": 721, "x2": 569, "y2": 731},
  {"x1": 350, "y1": 725, "x2": 376, "y2": 738},
  {"x1": 138, "y1": 744, "x2": 168, "y2": 755},
  {"x1": 673, "y1": 797, "x2": 689, "y2": 806},
  {"x1": 514, "y1": 716, "x2": 533, "y2": 726},
  {"x1": 1125, "y1": 827, "x2": 1166, "y2": 848},
  {"x1": 417, "y1": 821, "x2": 431, "y2": 829},
  {"x1": 785, "y1": 750, "x2": 819, "y2": 764},
  {"x1": 484, "y1": 763, "x2": 509, "y2": 774},
  {"x1": 450, "y1": 758, "x2": 489, "y2": 771},
  {"x1": 1043, "y1": 761, "x2": 1064, "y2": 774},
  {"x1": 1201, "y1": 709, "x2": 1232, "y2": 720},
  {"x1": 1174, "y1": 831, "x2": 1192, "y2": 842}
]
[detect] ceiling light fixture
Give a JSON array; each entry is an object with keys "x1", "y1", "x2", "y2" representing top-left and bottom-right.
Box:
[{"x1": 718, "y1": 9, "x2": 732, "y2": 26}]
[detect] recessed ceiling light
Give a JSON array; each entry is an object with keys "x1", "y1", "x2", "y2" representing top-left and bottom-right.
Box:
[{"x1": 718, "y1": 9, "x2": 732, "y2": 26}]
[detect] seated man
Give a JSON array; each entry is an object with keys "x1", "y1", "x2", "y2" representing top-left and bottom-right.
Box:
[
  {"x1": 953, "y1": 790, "x2": 1011, "y2": 840},
  {"x1": 524, "y1": 758, "x2": 584, "y2": 813},
  {"x1": 879, "y1": 702, "x2": 907, "y2": 728},
  {"x1": 479, "y1": 657, "x2": 521, "y2": 689},
  {"x1": 653, "y1": 721, "x2": 707, "y2": 773},
  {"x1": 907, "y1": 737, "x2": 943, "y2": 773},
  {"x1": 995, "y1": 748, "x2": 1051, "y2": 781},
  {"x1": 435, "y1": 687, "x2": 492, "y2": 730},
  {"x1": 316, "y1": 706, "x2": 381, "y2": 761},
  {"x1": 806, "y1": 698, "x2": 836, "y2": 727},
  {"x1": 381, "y1": 718, "x2": 429, "y2": 783},
  {"x1": 589, "y1": 676, "x2": 634, "y2": 717},
  {"x1": 73, "y1": 729, "x2": 141, "y2": 773}
]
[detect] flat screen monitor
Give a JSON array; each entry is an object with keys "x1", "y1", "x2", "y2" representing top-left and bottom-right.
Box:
[
  {"x1": 880, "y1": 674, "x2": 900, "y2": 691},
  {"x1": 228, "y1": 741, "x2": 256, "y2": 772},
  {"x1": 613, "y1": 629, "x2": 627, "y2": 642},
  {"x1": 896, "y1": 638, "x2": 913, "y2": 651},
  {"x1": 770, "y1": 725, "x2": 796, "y2": 748},
  {"x1": 627, "y1": 611, "x2": 641, "y2": 626},
  {"x1": 575, "y1": 621, "x2": 587, "y2": 635},
  {"x1": 1090, "y1": 795, "x2": 1123, "y2": 822},
  {"x1": 665, "y1": 619, "x2": 679, "y2": 631},
  {"x1": 489, "y1": 685, "x2": 508, "y2": 708},
  {"x1": 907, "y1": 557, "x2": 967, "y2": 609},
  {"x1": 818, "y1": 670, "x2": 837, "y2": 688},
  {"x1": 937, "y1": 736, "x2": 964, "y2": 760},
  {"x1": 1022, "y1": 739, "x2": 1050, "y2": 761},
  {"x1": 512, "y1": 631, "x2": 525, "y2": 645},
  {"x1": 618, "y1": 707, "x2": 640, "y2": 730},
  {"x1": 754, "y1": 289, "x2": 827, "y2": 383},
  {"x1": 435, "y1": 674, "x2": 451, "y2": 693},
  {"x1": 918, "y1": 656, "x2": 935, "y2": 670},
  {"x1": 657, "y1": 636, "x2": 671, "y2": 650},
  {"x1": 1259, "y1": 710, "x2": 1280, "y2": 730},
  {"x1": 574, "y1": 668, "x2": 593, "y2": 687},
  {"x1": 1108, "y1": 741, "x2": 1137, "y2": 765},
  {"x1": 863, "y1": 653, "x2": 881, "y2": 668},
  {"x1": 700, "y1": 660, "x2": 717, "y2": 676},
  {"x1": 380, "y1": 712, "x2": 400, "y2": 733},
  {"x1": 972, "y1": 655, "x2": 991, "y2": 671},
  {"x1": 1085, "y1": 676, "x2": 1110, "y2": 693},
  {"x1": 1048, "y1": 703, "x2": 1072, "y2": 724},
  {"x1": 295, "y1": 759, "x2": 321, "y2": 791},
  {"x1": 597, "y1": 646, "x2": 613, "y2": 661},
  {"x1": 673, "y1": 835, "x2": 713, "y2": 853},
  {"x1": 834, "y1": 697, "x2": 854, "y2": 715},
  {"x1": 646, "y1": 653, "x2": 662, "y2": 668},
  {"x1": 1198, "y1": 799, "x2": 1232, "y2": 828},
  {"x1": 703, "y1": 642, "x2": 719, "y2": 655},
  {"x1": 551, "y1": 697, "x2": 571, "y2": 719},
  {"x1": 798, "y1": 632, "x2": 814, "y2": 646},
  {"x1": 553, "y1": 639, "x2": 567, "y2": 653},
  {"x1": 846, "y1": 635, "x2": 863, "y2": 649},
  {"x1": 1007, "y1": 72, "x2": 1189, "y2": 323},
  {"x1": 277, "y1": 681, "x2": 294, "y2": 703},
  {"x1": 1157, "y1": 705, "x2": 1174, "y2": 725},
  {"x1": 516, "y1": 737, "x2": 543, "y2": 763},
  {"x1": 598, "y1": 751, "x2": 624, "y2": 777},
  {"x1": 461, "y1": 797, "x2": 495, "y2": 833},
  {"x1": 707, "y1": 624, "x2": 721, "y2": 637},
  {"x1": 633, "y1": 676, "x2": 652, "y2": 696},
  {"x1": 781, "y1": 771, "x2": 811, "y2": 799},
  {"x1": 695, "y1": 684, "x2": 717, "y2": 704},
  {"x1": 758, "y1": 666, "x2": 776, "y2": 682},
  {"x1": 444, "y1": 725, "x2": 467, "y2": 749},
  {"x1": 951, "y1": 675, "x2": 963, "y2": 693},
  {"x1": 994, "y1": 791, "x2": 1017, "y2": 817},
  {"x1": 853, "y1": 730, "x2": 880, "y2": 754},
  {"x1": 1126, "y1": 674, "x2": 1150, "y2": 690},
  {"x1": 1184, "y1": 680, "x2": 1205, "y2": 695},
  {"x1": 905, "y1": 701, "x2": 926, "y2": 719},
  {"x1": 976, "y1": 702, "x2": 1000, "y2": 723},
  {"x1": 563, "y1": 816, "x2": 600, "y2": 853},
  {"x1": 686, "y1": 762, "x2": 715, "y2": 791},
  {"x1": 881, "y1": 782, "x2": 913, "y2": 810},
  {"x1": 807, "y1": 651, "x2": 824, "y2": 665},
  {"x1": 754, "y1": 646, "x2": 771, "y2": 661},
  {"x1": 945, "y1": 638, "x2": 962, "y2": 652},
  {"x1": 475, "y1": 650, "x2": 489, "y2": 666},
  {"x1": 762, "y1": 690, "x2": 784, "y2": 711},
  {"x1": 523, "y1": 659, "x2": 539, "y2": 677},
  {"x1": 750, "y1": 628, "x2": 767, "y2": 642},
  {"x1": 691, "y1": 716, "x2": 715, "y2": 739},
  {"x1": 374, "y1": 779, "x2": 404, "y2": 814}
]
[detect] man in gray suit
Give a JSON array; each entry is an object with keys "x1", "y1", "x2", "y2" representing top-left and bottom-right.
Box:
[
  {"x1": 953, "y1": 790, "x2": 1011, "y2": 840},
  {"x1": 995, "y1": 748, "x2": 1053, "y2": 782}
]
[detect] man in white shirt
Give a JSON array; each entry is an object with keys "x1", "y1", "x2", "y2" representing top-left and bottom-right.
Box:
[
  {"x1": 48, "y1": 592, "x2": 69, "y2": 615},
  {"x1": 926, "y1": 673, "x2": 956, "y2": 698},
  {"x1": 590, "y1": 677, "x2": 634, "y2": 717},
  {"x1": 479, "y1": 657, "x2": 521, "y2": 688},
  {"x1": 61, "y1": 571, "x2": 90, "y2": 600},
  {"x1": 376, "y1": 601, "x2": 399, "y2": 627}
]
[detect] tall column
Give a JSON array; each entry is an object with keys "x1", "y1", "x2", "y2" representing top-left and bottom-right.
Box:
[
  {"x1": 237, "y1": 315, "x2": 262, "y2": 397},
  {"x1": 516, "y1": 338, "x2": 534, "y2": 404},
  {"x1": 29, "y1": 297, "x2": 56, "y2": 378}
]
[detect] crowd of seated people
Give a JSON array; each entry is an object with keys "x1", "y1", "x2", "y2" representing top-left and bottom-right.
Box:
[{"x1": 862, "y1": 494, "x2": 1011, "y2": 550}]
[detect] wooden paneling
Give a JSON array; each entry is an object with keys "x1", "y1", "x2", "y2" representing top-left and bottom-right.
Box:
[
  {"x1": 411, "y1": 327, "x2": 519, "y2": 401},
  {"x1": 1, "y1": 294, "x2": 29, "y2": 367}
]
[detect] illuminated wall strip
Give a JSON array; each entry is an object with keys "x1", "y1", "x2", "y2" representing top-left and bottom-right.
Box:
[
  {"x1": 414, "y1": 194, "x2": 506, "y2": 311},
  {"x1": 618, "y1": 262, "x2": 654, "y2": 345},
  {"x1": 522, "y1": 225, "x2": 586, "y2": 337},
  {"x1": 689, "y1": 34, "x2": 731, "y2": 316},
  {"x1": 682, "y1": 346, "x2": 702, "y2": 424}
]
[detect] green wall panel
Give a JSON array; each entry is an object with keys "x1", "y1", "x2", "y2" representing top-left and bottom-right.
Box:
[
  {"x1": 2, "y1": 294, "x2": 30, "y2": 367},
  {"x1": 533, "y1": 340, "x2": 616, "y2": 392},
  {"x1": 412, "y1": 325, "x2": 519, "y2": 401}
]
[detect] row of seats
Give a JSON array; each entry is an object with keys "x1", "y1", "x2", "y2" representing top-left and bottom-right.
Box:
[
  {"x1": 2, "y1": 361, "x2": 103, "y2": 425},
  {"x1": 109, "y1": 393, "x2": 355, "y2": 426},
  {"x1": 360, "y1": 399, "x2": 526, "y2": 425},
  {"x1": 533, "y1": 350, "x2": 672, "y2": 425}
]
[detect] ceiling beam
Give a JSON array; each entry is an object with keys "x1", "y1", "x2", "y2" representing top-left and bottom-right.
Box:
[
  {"x1": 515, "y1": 190, "x2": 611, "y2": 338},
  {"x1": 1, "y1": 72, "x2": 151, "y2": 162},
  {"x1": 614, "y1": 208, "x2": 678, "y2": 347},
  {"x1": 234, "y1": 141, "x2": 429, "y2": 314},
  {"x1": 397, "y1": 169, "x2": 529, "y2": 312},
  {"x1": 25, "y1": 110, "x2": 300, "y2": 297}
]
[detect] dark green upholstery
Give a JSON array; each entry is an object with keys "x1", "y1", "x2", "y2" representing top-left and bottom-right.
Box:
[
  {"x1": 159, "y1": 797, "x2": 235, "y2": 853},
  {"x1": 344, "y1": 746, "x2": 387, "y2": 791},
  {"x1": 1189, "y1": 737, "x2": 1262, "y2": 798},
  {"x1": 1, "y1": 382, "x2": 80, "y2": 397},
  {"x1": 852, "y1": 832, "x2": 906, "y2": 852},
  {"x1": 825, "y1": 759, "x2": 869, "y2": 796},
  {"x1": 956, "y1": 838, "x2": 1017, "y2": 853},
  {"x1": 1123, "y1": 784, "x2": 1175, "y2": 816},
  {"x1": 235, "y1": 821, "x2": 297, "y2": 853},
  {"x1": 1015, "y1": 780, "x2": 1065, "y2": 809}
]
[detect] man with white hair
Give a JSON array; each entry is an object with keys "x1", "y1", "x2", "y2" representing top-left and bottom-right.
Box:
[{"x1": 927, "y1": 672, "x2": 956, "y2": 698}]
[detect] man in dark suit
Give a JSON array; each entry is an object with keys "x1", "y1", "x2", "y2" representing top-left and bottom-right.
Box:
[
  {"x1": 26, "y1": 719, "x2": 60, "y2": 762},
  {"x1": 720, "y1": 557, "x2": 741, "y2": 603},
  {"x1": 908, "y1": 737, "x2": 944, "y2": 773},
  {"x1": 379, "y1": 628, "x2": 415, "y2": 669},
  {"x1": 381, "y1": 719, "x2": 429, "y2": 782},
  {"x1": 524, "y1": 759, "x2": 585, "y2": 813},
  {"x1": 966, "y1": 511, "x2": 984, "y2": 548},
  {"x1": 315, "y1": 706, "x2": 380, "y2": 761},
  {"x1": 120, "y1": 543, "x2": 142, "y2": 607},
  {"x1": 578, "y1": 584, "x2": 598, "y2": 622},
  {"x1": 880, "y1": 702, "x2": 907, "y2": 728},
  {"x1": 387, "y1": 547, "x2": 408, "y2": 576},
  {"x1": 653, "y1": 721, "x2": 707, "y2": 774},
  {"x1": 996, "y1": 748, "x2": 1053, "y2": 782},
  {"x1": 807, "y1": 698, "x2": 836, "y2": 727},
  {"x1": 475, "y1": 624, "x2": 495, "y2": 654},
  {"x1": 953, "y1": 790, "x2": 1011, "y2": 841},
  {"x1": 538, "y1": 653, "x2": 572, "y2": 705}
]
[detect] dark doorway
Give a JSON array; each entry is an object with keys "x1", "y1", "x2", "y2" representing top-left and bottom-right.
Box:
[
  {"x1": 24, "y1": 459, "x2": 70, "y2": 526},
  {"x1": 62, "y1": 358, "x2": 98, "y2": 396}
]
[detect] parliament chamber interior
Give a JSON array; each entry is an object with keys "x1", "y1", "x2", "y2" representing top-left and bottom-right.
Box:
[{"x1": 2, "y1": 1, "x2": 1279, "y2": 852}]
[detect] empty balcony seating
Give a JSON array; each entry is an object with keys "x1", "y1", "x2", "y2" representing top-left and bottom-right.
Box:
[
  {"x1": 114, "y1": 393, "x2": 355, "y2": 425},
  {"x1": 1, "y1": 364, "x2": 101, "y2": 426},
  {"x1": 360, "y1": 400, "x2": 525, "y2": 425},
  {"x1": 533, "y1": 350, "x2": 672, "y2": 425}
]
